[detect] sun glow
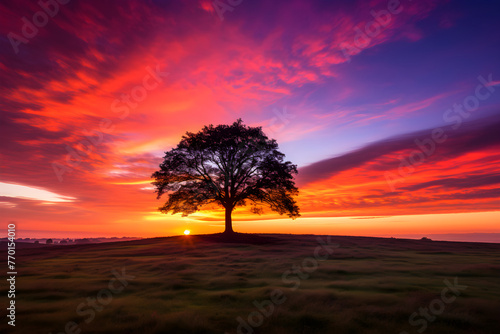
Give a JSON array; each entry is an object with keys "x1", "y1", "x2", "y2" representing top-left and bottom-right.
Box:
[{"x1": 184, "y1": 230, "x2": 190, "y2": 235}]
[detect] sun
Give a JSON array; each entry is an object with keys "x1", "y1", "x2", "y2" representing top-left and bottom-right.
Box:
[{"x1": 184, "y1": 229, "x2": 190, "y2": 235}]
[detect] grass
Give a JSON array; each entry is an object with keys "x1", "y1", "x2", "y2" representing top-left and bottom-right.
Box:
[{"x1": 2, "y1": 234, "x2": 499, "y2": 333}]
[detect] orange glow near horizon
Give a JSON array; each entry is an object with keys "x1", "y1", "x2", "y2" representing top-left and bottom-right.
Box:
[
  {"x1": 3, "y1": 211, "x2": 499, "y2": 241},
  {"x1": 1, "y1": 0, "x2": 500, "y2": 243}
]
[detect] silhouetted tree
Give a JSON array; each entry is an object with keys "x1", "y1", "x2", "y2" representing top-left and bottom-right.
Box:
[
  {"x1": 46, "y1": 239, "x2": 53, "y2": 244},
  {"x1": 152, "y1": 119, "x2": 300, "y2": 234}
]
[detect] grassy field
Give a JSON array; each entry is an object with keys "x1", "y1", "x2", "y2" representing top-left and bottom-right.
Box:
[{"x1": 2, "y1": 234, "x2": 500, "y2": 334}]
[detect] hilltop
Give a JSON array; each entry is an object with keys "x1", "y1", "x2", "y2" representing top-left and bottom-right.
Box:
[{"x1": 2, "y1": 234, "x2": 499, "y2": 334}]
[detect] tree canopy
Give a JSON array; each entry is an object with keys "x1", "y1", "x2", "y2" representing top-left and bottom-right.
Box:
[{"x1": 152, "y1": 119, "x2": 300, "y2": 234}]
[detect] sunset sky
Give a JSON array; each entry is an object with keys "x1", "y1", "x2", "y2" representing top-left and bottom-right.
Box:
[{"x1": 1, "y1": 0, "x2": 499, "y2": 241}]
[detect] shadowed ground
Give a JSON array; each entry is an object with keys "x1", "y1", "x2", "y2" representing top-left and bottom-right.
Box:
[{"x1": 2, "y1": 234, "x2": 499, "y2": 333}]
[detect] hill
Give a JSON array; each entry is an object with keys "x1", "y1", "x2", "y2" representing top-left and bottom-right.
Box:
[{"x1": 2, "y1": 234, "x2": 499, "y2": 333}]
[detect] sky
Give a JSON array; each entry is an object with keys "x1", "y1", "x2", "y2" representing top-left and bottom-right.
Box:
[{"x1": 1, "y1": 0, "x2": 500, "y2": 241}]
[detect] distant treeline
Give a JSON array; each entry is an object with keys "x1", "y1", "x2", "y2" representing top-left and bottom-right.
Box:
[{"x1": 0, "y1": 237, "x2": 141, "y2": 245}]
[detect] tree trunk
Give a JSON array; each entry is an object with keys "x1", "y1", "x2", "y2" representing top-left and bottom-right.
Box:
[{"x1": 224, "y1": 205, "x2": 234, "y2": 234}]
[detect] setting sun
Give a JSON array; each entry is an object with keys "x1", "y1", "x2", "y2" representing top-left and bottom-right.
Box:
[{"x1": 184, "y1": 230, "x2": 190, "y2": 235}]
